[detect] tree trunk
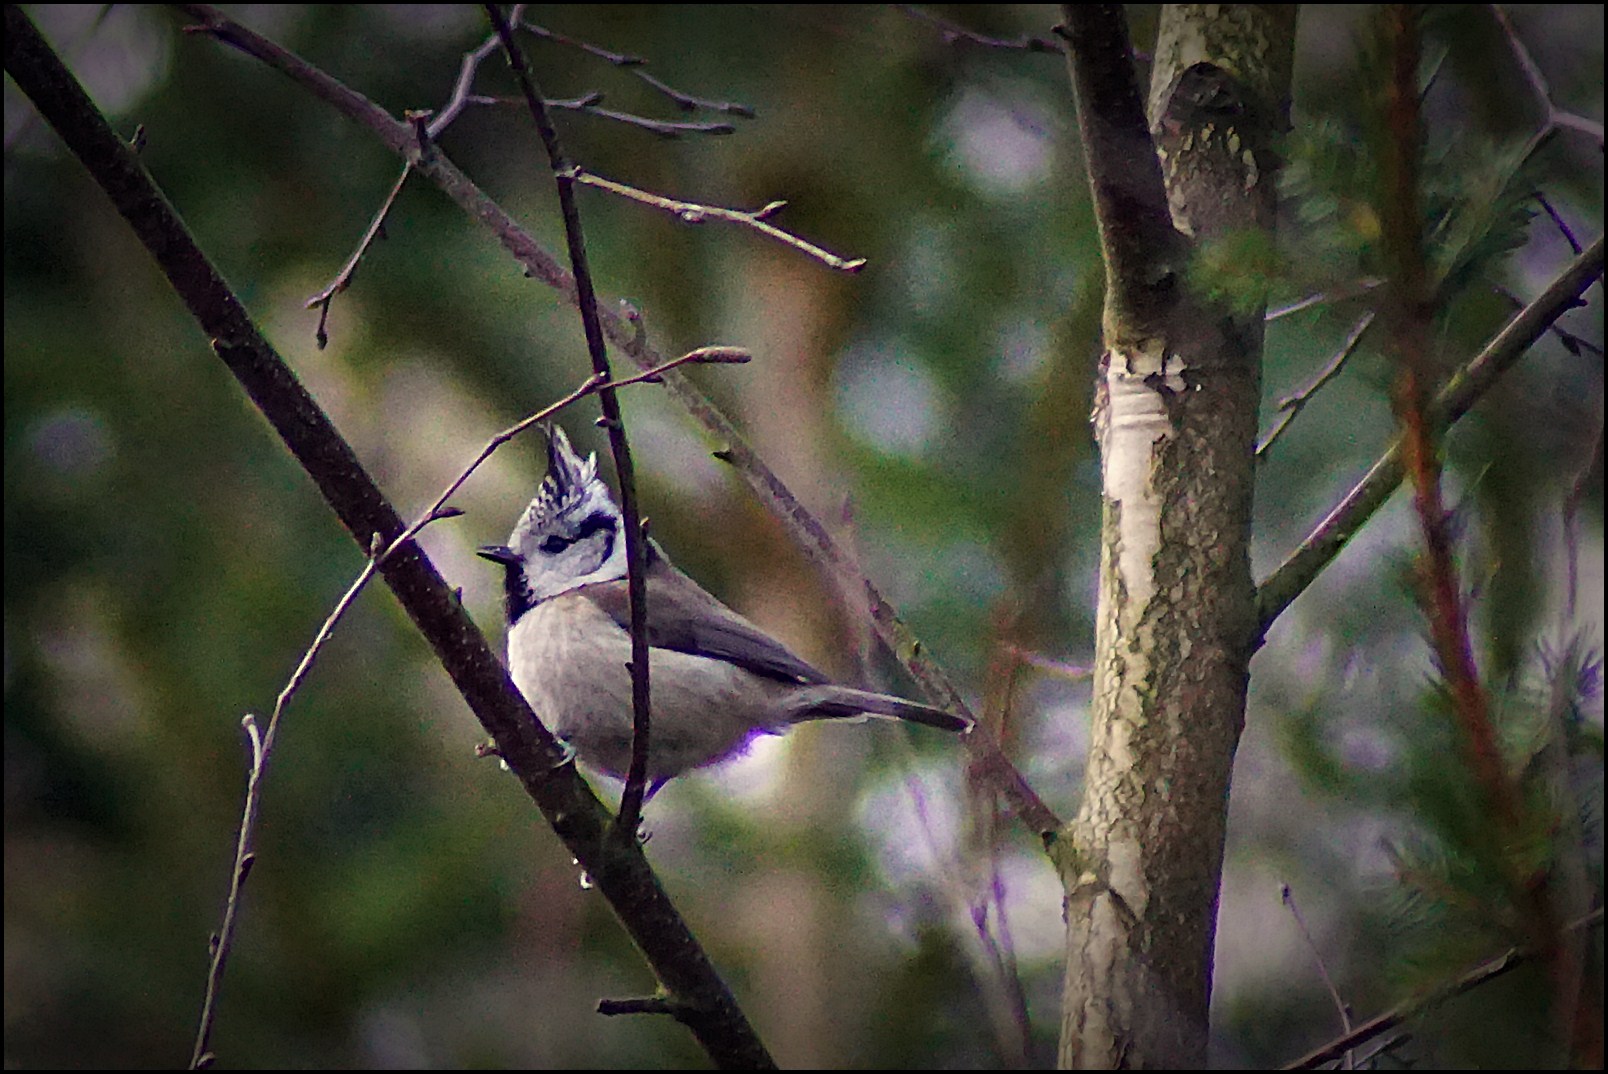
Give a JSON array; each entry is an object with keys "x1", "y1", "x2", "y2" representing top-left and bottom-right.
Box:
[{"x1": 1058, "y1": 6, "x2": 1295, "y2": 1067}]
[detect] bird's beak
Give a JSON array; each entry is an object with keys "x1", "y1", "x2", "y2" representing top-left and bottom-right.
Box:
[{"x1": 476, "y1": 544, "x2": 519, "y2": 566}]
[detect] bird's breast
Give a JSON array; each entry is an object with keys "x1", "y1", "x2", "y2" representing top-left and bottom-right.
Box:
[{"x1": 503, "y1": 593, "x2": 786, "y2": 780}]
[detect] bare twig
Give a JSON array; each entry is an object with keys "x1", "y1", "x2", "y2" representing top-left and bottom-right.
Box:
[
  {"x1": 1257, "y1": 311, "x2": 1376, "y2": 459},
  {"x1": 1490, "y1": 5, "x2": 1605, "y2": 148},
  {"x1": 460, "y1": 90, "x2": 740, "y2": 138},
  {"x1": 1281, "y1": 884, "x2": 1354, "y2": 1069},
  {"x1": 1493, "y1": 285, "x2": 1602, "y2": 358},
  {"x1": 551, "y1": 100, "x2": 735, "y2": 138},
  {"x1": 192, "y1": 507, "x2": 458, "y2": 1067},
  {"x1": 629, "y1": 69, "x2": 754, "y2": 118},
  {"x1": 427, "y1": 25, "x2": 506, "y2": 137},
  {"x1": 299, "y1": 17, "x2": 502, "y2": 342},
  {"x1": 598, "y1": 996, "x2": 694, "y2": 1019},
  {"x1": 568, "y1": 166, "x2": 868, "y2": 273},
  {"x1": 304, "y1": 162, "x2": 410, "y2": 346},
  {"x1": 484, "y1": 4, "x2": 657, "y2": 838},
  {"x1": 897, "y1": 4, "x2": 1065, "y2": 55},
  {"x1": 303, "y1": 5, "x2": 732, "y2": 345},
  {"x1": 518, "y1": 16, "x2": 757, "y2": 117},
  {"x1": 1536, "y1": 193, "x2": 1584, "y2": 255},
  {"x1": 1265, "y1": 278, "x2": 1382, "y2": 322},
  {"x1": 1283, "y1": 909, "x2": 1606, "y2": 1069}
]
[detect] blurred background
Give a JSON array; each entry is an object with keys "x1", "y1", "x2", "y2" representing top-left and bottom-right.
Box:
[{"x1": 5, "y1": 4, "x2": 1601, "y2": 1067}]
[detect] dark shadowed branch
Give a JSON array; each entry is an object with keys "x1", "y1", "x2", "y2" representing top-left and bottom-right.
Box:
[
  {"x1": 3, "y1": 8, "x2": 773, "y2": 1068},
  {"x1": 1283, "y1": 909, "x2": 1605, "y2": 1070}
]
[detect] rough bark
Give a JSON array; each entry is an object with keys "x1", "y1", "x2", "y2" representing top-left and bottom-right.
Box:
[{"x1": 1058, "y1": 6, "x2": 1295, "y2": 1067}]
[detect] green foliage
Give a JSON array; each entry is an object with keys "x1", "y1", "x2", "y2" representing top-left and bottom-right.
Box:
[
  {"x1": 1280, "y1": 114, "x2": 1384, "y2": 287},
  {"x1": 1423, "y1": 139, "x2": 1541, "y2": 304},
  {"x1": 1187, "y1": 227, "x2": 1282, "y2": 316},
  {"x1": 1279, "y1": 634, "x2": 1605, "y2": 1062},
  {"x1": 1280, "y1": 7, "x2": 1547, "y2": 331}
]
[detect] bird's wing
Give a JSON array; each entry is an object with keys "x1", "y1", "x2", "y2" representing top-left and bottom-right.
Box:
[{"x1": 580, "y1": 550, "x2": 832, "y2": 686}]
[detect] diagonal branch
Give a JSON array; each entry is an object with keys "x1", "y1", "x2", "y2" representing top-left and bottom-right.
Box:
[
  {"x1": 190, "y1": 342, "x2": 746, "y2": 1066},
  {"x1": 516, "y1": 15, "x2": 757, "y2": 118},
  {"x1": 568, "y1": 166, "x2": 866, "y2": 272},
  {"x1": 1283, "y1": 908, "x2": 1606, "y2": 1070},
  {"x1": 2, "y1": 8, "x2": 773, "y2": 1069},
  {"x1": 1256, "y1": 311, "x2": 1377, "y2": 459},
  {"x1": 898, "y1": 4, "x2": 1065, "y2": 55},
  {"x1": 1254, "y1": 233, "x2": 1604, "y2": 640}
]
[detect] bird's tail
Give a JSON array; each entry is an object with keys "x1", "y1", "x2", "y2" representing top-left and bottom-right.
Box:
[{"x1": 791, "y1": 686, "x2": 972, "y2": 734}]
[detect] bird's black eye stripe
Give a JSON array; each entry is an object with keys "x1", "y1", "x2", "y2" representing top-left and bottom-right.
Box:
[
  {"x1": 538, "y1": 512, "x2": 616, "y2": 556},
  {"x1": 576, "y1": 511, "x2": 616, "y2": 541}
]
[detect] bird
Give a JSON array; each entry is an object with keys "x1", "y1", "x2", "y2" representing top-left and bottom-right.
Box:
[{"x1": 477, "y1": 424, "x2": 971, "y2": 795}]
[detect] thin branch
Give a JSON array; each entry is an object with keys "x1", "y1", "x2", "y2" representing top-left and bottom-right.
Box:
[
  {"x1": 1258, "y1": 311, "x2": 1377, "y2": 459},
  {"x1": 552, "y1": 99, "x2": 735, "y2": 138},
  {"x1": 484, "y1": 4, "x2": 657, "y2": 839},
  {"x1": 897, "y1": 4, "x2": 1065, "y2": 55},
  {"x1": 302, "y1": 6, "x2": 730, "y2": 346},
  {"x1": 4, "y1": 10, "x2": 773, "y2": 1068},
  {"x1": 1536, "y1": 193, "x2": 1584, "y2": 255},
  {"x1": 1490, "y1": 5, "x2": 1605, "y2": 148},
  {"x1": 465, "y1": 92, "x2": 737, "y2": 137},
  {"x1": 598, "y1": 996, "x2": 694, "y2": 1019},
  {"x1": 629, "y1": 69, "x2": 754, "y2": 118},
  {"x1": 426, "y1": 24, "x2": 507, "y2": 138},
  {"x1": 1255, "y1": 234, "x2": 1605, "y2": 641},
  {"x1": 1265, "y1": 278, "x2": 1382, "y2": 322},
  {"x1": 568, "y1": 166, "x2": 868, "y2": 273},
  {"x1": 192, "y1": 507, "x2": 458, "y2": 1067},
  {"x1": 172, "y1": 2, "x2": 1061, "y2": 841},
  {"x1": 1281, "y1": 884, "x2": 1354, "y2": 1069},
  {"x1": 518, "y1": 16, "x2": 757, "y2": 117},
  {"x1": 1494, "y1": 285, "x2": 1602, "y2": 358},
  {"x1": 456, "y1": 89, "x2": 742, "y2": 138},
  {"x1": 1283, "y1": 908, "x2": 1605, "y2": 1070},
  {"x1": 299, "y1": 16, "x2": 512, "y2": 335},
  {"x1": 304, "y1": 161, "x2": 410, "y2": 346}
]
